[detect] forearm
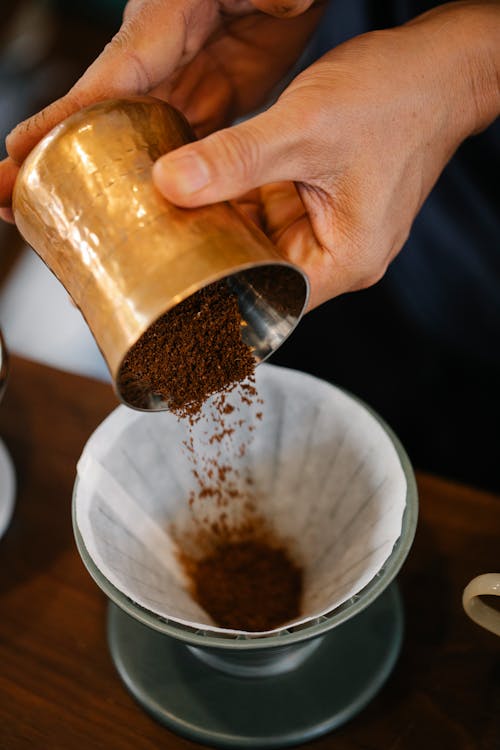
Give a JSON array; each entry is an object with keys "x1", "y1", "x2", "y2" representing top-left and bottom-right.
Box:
[{"x1": 406, "y1": 1, "x2": 500, "y2": 136}]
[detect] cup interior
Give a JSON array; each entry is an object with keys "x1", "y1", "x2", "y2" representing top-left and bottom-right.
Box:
[{"x1": 116, "y1": 265, "x2": 308, "y2": 411}]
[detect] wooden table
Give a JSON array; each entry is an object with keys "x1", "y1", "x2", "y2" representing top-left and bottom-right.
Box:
[{"x1": 0, "y1": 356, "x2": 498, "y2": 750}]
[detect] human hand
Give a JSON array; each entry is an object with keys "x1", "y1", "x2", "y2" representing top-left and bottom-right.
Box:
[
  {"x1": 0, "y1": 0, "x2": 324, "y2": 222},
  {"x1": 151, "y1": 2, "x2": 500, "y2": 311}
]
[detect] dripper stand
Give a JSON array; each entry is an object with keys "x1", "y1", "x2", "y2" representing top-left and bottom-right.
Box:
[
  {"x1": 71, "y1": 364, "x2": 418, "y2": 747},
  {"x1": 74, "y1": 518, "x2": 414, "y2": 749}
]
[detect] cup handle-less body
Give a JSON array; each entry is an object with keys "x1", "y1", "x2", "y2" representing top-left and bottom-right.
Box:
[
  {"x1": 462, "y1": 573, "x2": 500, "y2": 636},
  {"x1": 12, "y1": 97, "x2": 308, "y2": 411}
]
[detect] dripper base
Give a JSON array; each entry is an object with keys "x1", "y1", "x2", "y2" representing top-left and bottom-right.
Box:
[{"x1": 107, "y1": 583, "x2": 404, "y2": 748}]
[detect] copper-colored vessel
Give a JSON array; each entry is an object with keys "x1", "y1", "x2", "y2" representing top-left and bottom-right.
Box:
[{"x1": 12, "y1": 97, "x2": 308, "y2": 410}]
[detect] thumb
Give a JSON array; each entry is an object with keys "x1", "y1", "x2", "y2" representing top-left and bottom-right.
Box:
[
  {"x1": 152, "y1": 104, "x2": 305, "y2": 207},
  {"x1": 6, "y1": 0, "x2": 219, "y2": 165}
]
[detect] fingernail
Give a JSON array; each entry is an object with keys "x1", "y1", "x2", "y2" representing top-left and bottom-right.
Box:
[{"x1": 154, "y1": 152, "x2": 210, "y2": 195}]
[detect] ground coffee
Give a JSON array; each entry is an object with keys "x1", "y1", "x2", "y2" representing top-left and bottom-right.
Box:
[
  {"x1": 185, "y1": 538, "x2": 303, "y2": 631},
  {"x1": 171, "y1": 378, "x2": 304, "y2": 631},
  {"x1": 119, "y1": 279, "x2": 255, "y2": 416}
]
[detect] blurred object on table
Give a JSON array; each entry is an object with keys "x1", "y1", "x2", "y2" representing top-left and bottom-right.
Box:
[
  {"x1": 0, "y1": 328, "x2": 15, "y2": 540},
  {"x1": 0, "y1": 250, "x2": 109, "y2": 380}
]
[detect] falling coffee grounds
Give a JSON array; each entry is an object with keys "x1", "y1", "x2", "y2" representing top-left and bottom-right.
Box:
[
  {"x1": 185, "y1": 538, "x2": 303, "y2": 631},
  {"x1": 119, "y1": 279, "x2": 255, "y2": 416},
  {"x1": 120, "y1": 274, "x2": 303, "y2": 630}
]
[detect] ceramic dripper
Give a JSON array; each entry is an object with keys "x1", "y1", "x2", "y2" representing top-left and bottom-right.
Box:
[
  {"x1": 12, "y1": 97, "x2": 309, "y2": 410},
  {"x1": 74, "y1": 364, "x2": 414, "y2": 637}
]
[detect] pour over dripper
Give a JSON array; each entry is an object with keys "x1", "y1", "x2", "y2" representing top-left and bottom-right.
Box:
[{"x1": 73, "y1": 364, "x2": 418, "y2": 747}]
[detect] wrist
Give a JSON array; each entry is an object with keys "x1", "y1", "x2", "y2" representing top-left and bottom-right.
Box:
[{"x1": 407, "y1": 2, "x2": 500, "y2": 137}]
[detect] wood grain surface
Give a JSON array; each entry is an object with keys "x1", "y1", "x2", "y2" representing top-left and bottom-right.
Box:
[{"x1": 0, "y1": 356, "x2": 498, "y2": 750}]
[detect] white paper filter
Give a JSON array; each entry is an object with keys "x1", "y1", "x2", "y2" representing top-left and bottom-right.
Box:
[{"x1": 75, "y1": 364, "x2": 407, "y2": 635}]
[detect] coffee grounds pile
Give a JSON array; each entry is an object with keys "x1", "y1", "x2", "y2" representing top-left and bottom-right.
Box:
[
  {"x1": 186, "y1": 539, "x2": 303, "y2": 631},
  {"x1": 119, "y1": 280, "x2": 255, "y2": 416}
]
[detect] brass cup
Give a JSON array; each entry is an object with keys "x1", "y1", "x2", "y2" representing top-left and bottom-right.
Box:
[{"x1": 12, "y1": 97, "x2": 308, "y2": 410}]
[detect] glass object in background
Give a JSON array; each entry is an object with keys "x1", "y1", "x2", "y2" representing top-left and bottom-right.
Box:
[{"x1": 0, "y1": 330, "x2": 15, "y2": 540}]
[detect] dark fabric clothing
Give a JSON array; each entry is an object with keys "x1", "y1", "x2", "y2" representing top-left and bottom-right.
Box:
[
  {"x1": 271, "y1": 1, "x2": 500, "y2": 492},
  {"x1": 310, "y1": 0, "x2": 500, "y2": 365}
]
